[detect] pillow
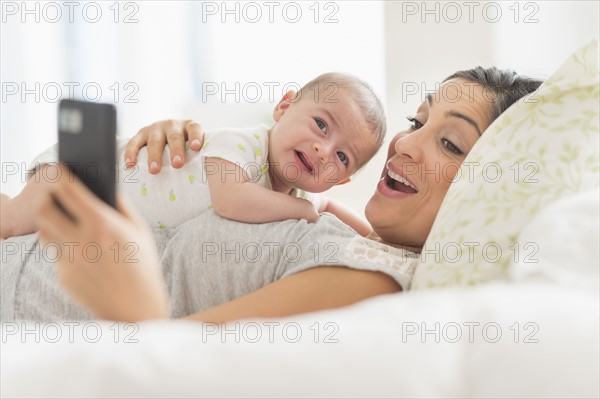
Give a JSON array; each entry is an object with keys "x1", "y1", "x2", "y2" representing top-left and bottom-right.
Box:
[
  {"x1": 411, "y1": 38, "x2": 599, "y2": 289},
  {"x1": 509, "y1": 187, "x2": 599, "y2": 292}
]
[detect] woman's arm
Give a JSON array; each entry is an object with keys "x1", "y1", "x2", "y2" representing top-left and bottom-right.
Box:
[
  {"x1": 37, "y1": 166, "x2": 400, "y2": 323},
  {"x1": 319, "y1": 196, "x2": 372, "y2": 237},
  {"x1": 124, "y1": 119, "x2": 205, "y2": 173},
  {"x1": 36, "y1": 164, "x2": 169, "y2": 321},
  {"x1": 186, "y1": 266, "x2": 401, "y2": 323}
]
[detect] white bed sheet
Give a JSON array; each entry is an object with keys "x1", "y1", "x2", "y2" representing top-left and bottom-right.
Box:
[
  {"x1": 1, "y1": 281, "x2": 598, "y2": 398},
  {"x1": 1, "y1": 192, "x2": 598, "y2": 398}
]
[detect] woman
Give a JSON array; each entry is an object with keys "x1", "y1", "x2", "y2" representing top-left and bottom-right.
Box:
[{"x1": 32, "y1": 67, "x2": 541, "y2": 322}]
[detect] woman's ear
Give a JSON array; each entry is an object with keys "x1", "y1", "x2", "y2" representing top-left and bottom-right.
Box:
[{"x1": 273, "y1": 90, "x2": 297, "y2": 122}]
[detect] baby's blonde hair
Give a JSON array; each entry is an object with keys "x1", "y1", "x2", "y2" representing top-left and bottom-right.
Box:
[{"x1": 297, "y1": 72, "x2": 387, "y2": 152}]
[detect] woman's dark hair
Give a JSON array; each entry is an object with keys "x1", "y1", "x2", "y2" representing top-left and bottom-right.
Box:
[{"x1": 444, "y1": 67, "x2": 543, "y2": 125}]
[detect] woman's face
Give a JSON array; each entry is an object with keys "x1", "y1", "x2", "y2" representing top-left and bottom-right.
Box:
[{"x1": 365, "y1": 78, "x2": 492, "y2": 247}]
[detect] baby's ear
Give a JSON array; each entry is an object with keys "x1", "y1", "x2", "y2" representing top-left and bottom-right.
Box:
[
  {"x1": 335, "y1": 177, "x2": 351, "y2": 186},
  {"x1": 272, "y1": 90, "x2": 297, "y2": 122}
]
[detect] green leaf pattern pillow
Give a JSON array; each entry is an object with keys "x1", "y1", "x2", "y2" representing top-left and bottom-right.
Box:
[{"x1": 411, "y1": 38, "x2": 600, "y2": 289}]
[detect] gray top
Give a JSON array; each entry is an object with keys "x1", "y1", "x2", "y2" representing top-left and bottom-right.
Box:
[{"x1": 1, "y1": 212, "x2": 418, "y2": 321}]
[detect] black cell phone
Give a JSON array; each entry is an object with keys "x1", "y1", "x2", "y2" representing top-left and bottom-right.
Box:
[{"x1": 58, "y1": 99, "x2": 117, "y2": 208}]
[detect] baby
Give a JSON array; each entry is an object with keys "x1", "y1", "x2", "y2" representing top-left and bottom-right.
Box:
[{"x1": 0, "y1": 72, "x2": 386, "y2": 238}]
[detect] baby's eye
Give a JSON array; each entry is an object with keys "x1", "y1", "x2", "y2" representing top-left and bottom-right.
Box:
[
  {"x1": 337, "y1": 151, "x2": 349, "y2": 166},
  {"x1": 406, "y1": 116, "x2": 423, "y2": 130},
  {"x1": 315, "y1": 118, "x2": 328, "y2": 133},
  {"x1": 441, "y1": 138, "x2": 464, "y2": 156}
]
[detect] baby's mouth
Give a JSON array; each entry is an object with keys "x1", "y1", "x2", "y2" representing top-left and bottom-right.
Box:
[
  {"x1": 295, "y1": 150, "x2": 314, "y2": 173},
  {"x1": 385, "y1": 169, "x2": 418, "y2": 193}
]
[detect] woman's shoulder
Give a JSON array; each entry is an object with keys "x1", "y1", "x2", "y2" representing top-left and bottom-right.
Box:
[
  {"x1": 284, "y1": 213, "x2": 419, "y2": 290},
  {"x1": 312, "y1": 212, "x2": 360, "y2": 235}
]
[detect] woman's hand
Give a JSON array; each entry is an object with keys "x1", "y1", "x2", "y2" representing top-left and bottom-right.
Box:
[
  {"x1": 124, "y1": 119, "x2": 205, "y2": 174},
  {"x1": 37, "y1": 164, "x2": 169, "y2": 321}
]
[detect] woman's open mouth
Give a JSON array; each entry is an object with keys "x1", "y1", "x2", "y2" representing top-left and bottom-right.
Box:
[
  {"x1": 385, "y1": 169, "x2": 418, "y2": 193},
  {"x1": 294, "y1": 150, "x2": 314, "y2": 173},
  {"x1": 376, "y1": 168, "x2": 418, "y2": 198}
]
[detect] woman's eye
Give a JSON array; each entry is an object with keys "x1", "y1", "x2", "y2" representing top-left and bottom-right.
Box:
[
  {"x1": 337, "y1": 151, "x2": 349, "y2": 166},
  {"x1": 406, "y1": 116, "x2": 423, "y2": 130},
  {"x1": 441, "y1": 138, "x2": 464, "y2": 156},
  {"x1": 315, "y1": 118, "x2": 328, "y2": 133}
]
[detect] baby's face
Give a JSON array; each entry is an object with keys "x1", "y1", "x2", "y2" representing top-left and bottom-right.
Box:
[{"x1": 268, "y1": 88, "x2": 379, "y2": 193}]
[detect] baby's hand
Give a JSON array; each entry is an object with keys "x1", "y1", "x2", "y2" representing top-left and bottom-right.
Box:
[{"x1": 304, "y1": 205, "x2": 320, "y2": 223}]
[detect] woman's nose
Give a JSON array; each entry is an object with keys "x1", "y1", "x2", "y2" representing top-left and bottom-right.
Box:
[{"x1": 394, "y1": 131, "x2": 423, "y2": 162}]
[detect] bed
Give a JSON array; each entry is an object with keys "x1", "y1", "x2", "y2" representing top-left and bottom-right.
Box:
[{"x1": 1, "y1": 39, "x2": 598, "y2": 398}]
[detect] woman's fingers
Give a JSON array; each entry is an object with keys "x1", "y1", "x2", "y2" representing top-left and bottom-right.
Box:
[
  {"x1": 45, "y1": 166, "x2": 141, "y2": 237},
  {"x1": 124, "y1": 122, "x2": 169, "y2": 173},
  {"x1": 36, "y1": 193, "x2": 79, "y2": 244},
  {"x1": 51, "y1": 166, "x2": 111, "y2": 227},
  {"x1": 165, "y1": 120, "x2": 188, "y2": 169},
  {"x1": 123, "y1": 128, "x2": 149, "y2": 168},
  {"x1": 33, "y1": 164, "x2": 168, "y2": 321},
  {"x1": 166, "y1": 120, "x2": 206, "y2": 168},
  {"x1": 166, "y1": 120, "x2": 205, "y2": 167},
  {"x1": 185, "y1": 121, "x2": 205, "y2": 151},
  {"x1": 123, "y1": 119, "x2": 204, "y2": 172},
  {"x1": 145, "y1": 123, "x2": 169, "y2": 174}
]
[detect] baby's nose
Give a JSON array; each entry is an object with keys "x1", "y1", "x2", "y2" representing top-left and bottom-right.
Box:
[{"x1": 313, "y1": 142, "x2": 332, "y2": 162}]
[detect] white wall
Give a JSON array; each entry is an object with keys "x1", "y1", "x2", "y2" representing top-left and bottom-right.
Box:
[
  {"x1": 379, "y1": 0, "x2": 599, "y2": 214},
  {"x1": 0, "y1": 1, "x2": 386, "y2": 210},
  {"x1": 384, "y1": 0, "x2": 599, "y2": 132},
  {"x1": 492, "y1": 1, "x2": 600, "y2": 77},
  {"x1": 1, "y1": 1, "x2": 598, "y2": 218},
  {"x1": 181, "y1": 1, "x2": 387, "y2": 217},
  {"x1": 1, "y1": 1, "x2": 198, "y2": 196}
]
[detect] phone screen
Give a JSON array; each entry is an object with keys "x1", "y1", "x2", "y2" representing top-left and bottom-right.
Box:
[{"x1": 58, "y1": 99, "x2": 117, "y2": 208}]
